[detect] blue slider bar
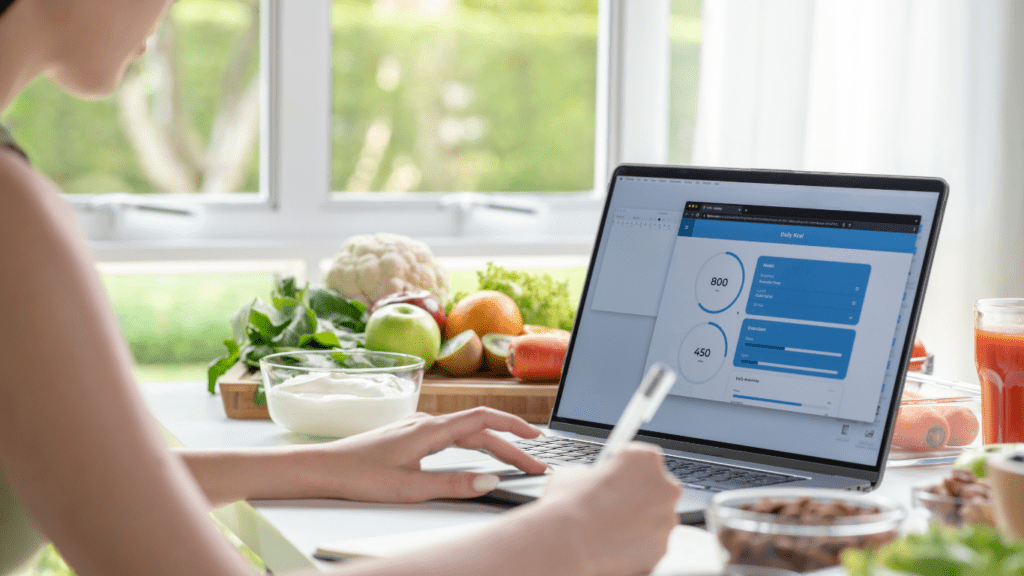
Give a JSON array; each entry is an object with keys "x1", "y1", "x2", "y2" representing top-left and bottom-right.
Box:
[
  {"x1": 732, "y1": 394, "x2": 803, "y2": 407},
  {"x1": 733, "y1": 319, "x2": 856, "y2": 379}
]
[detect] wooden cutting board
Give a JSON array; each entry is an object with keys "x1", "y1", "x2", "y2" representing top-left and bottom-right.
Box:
[{"x1": 216, "y1": 363, "x2": 558, "y2": 424}]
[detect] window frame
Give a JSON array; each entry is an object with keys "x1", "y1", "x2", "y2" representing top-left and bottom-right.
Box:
[{"x1": 68, "y1": 0, "x2": 672, "y2": 283}]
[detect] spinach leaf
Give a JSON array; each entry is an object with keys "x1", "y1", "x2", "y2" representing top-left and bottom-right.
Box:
[
  {"x1": 207, "y1": 277, "x2": 368, "y2": 403},
  {"x1": 207, "y1": 339, "x2": 240, "y2": 393},
  {"x1": 309, "y1": 287, "x2": 367, "y2": 332},
  {"x1": 272, "y1": 304, "x2": 317, "y2": 348}
]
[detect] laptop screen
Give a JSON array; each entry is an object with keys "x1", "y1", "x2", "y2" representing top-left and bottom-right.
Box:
[{"x1": 551, "y1": 166, "x2": 946, "y2": 471}]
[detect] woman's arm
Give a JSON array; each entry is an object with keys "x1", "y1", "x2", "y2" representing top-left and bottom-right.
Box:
[
  {"x1": 176, "y1": 409, "x2": 549, "y2": 509},
  {"x1": 0, "y1": 152, "x2": 256, "y2": 576}
]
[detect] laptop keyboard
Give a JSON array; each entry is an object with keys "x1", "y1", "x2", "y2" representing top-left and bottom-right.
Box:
[{"x1": 514, "y1": 437, "x2": 801, "y2": 492}]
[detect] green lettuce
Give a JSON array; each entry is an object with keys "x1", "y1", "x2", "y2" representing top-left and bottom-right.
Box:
[
  {"x1": 470, "y1": 263, "x2": 577, "y2": 331},
  {"x1": 843, "y1": 523, "x2": 1024, "y2": 576}
]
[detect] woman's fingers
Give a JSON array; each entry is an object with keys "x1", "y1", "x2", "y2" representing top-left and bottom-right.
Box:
[
  {"x1": 415, "y1": 407, "x2": 543, "y2": 455},
  {"x1": 396, "y1": 471, "x2": 502, "y2": 502},
  {"x1": 454, "y1": 430, "x2": 548, "y2": 475}
]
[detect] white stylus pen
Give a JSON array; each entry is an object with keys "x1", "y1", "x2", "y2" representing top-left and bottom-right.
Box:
[{"x1": 595, "y1": 362, "x2": 677, "y2": 465}]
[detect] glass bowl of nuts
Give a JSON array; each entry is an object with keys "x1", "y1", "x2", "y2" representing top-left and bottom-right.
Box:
[
  {"x1": 911, "y1": 468, "x2": 995, "y2": 528},
  {"x1": 706, "y1": 488, "x2": 905, "y2": 574}
]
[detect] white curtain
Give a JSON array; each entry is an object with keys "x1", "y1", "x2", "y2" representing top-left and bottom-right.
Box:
[{"x1": 692, "y1": 0, "x2": 1024, "y2": 383}]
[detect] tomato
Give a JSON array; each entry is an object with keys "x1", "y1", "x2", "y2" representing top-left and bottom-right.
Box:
[{"x1": 912, "y1": 337, "x2": 928, "y2": 359}]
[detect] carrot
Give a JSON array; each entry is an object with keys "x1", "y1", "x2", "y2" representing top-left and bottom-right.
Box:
[
  {"x1": 522, "y1": 324, "x2": 572, "y2": 338},
  {"x1": 943, "y1": 408, "x2": 980, "y2": 446},
  {"x1": 893, "y1": 402, "x2": 949, "y2": 451},
  {"x1": 506, "y1": 333, "x2": 570, "y2": 382},
  {"x1": 902, "y1": 389, "x2": 979, "y2": 447}
]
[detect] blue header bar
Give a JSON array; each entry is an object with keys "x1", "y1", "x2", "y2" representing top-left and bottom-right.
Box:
[{"x1": 678, "y1": 219, "x2": 917, "y2": 253}]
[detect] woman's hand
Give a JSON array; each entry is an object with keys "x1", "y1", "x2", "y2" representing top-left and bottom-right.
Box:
[
  {"x1": 178, "y1": 407, "x2": 547, "y2": 507},
  {"x1": 301, "y1": 407, "x2": 549, "y2": 503},
  {"x1": 335, "y1": 442, "x2": 683, "y2": 576},
  {"x1": 526, "y1": 443, "x2": 683, "y2": 576}
]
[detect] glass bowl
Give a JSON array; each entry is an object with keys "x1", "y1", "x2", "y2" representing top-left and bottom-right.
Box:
[
  {"x1": 908, "y1": 352, "x2": 934, "y2": 374},
  {"x1": 705, "y1": 488, "x2": 905, "y2": 573},
  {"x1": 260, "y1": 350, "x2": 424, "y2": 439},
  {"x1": 888, "y1": 374, "x2": 982, "y2": 465},
  {"x1": 911, "y1": 478, "x2": 995, "y2": 529}
]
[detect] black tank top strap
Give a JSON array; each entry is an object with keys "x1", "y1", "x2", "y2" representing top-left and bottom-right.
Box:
[
  {"x1": 0, "y1": 0, "x2": 17, "y2": 18},
  {"x1": 0, "y1": 0, "x2": 16, "y2": 18},
  {"x1": 0, "y1": 124, "x2": 29, "y2": 161}
]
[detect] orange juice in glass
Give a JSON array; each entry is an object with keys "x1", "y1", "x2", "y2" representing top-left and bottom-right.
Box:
[{"x1": 975, "y1": 299, "x2": 1024, "y2": 444}]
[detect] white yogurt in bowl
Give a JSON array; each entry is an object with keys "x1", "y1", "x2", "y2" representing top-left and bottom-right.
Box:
[
  {"x1": 267, "y1": 371, "x2": 419, "y2": 438},
  {"x1": 260, "y1": 350, "x2": 425, "y2": 439}
]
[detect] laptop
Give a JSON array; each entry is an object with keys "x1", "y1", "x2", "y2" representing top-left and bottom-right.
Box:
[{"x1": 459, "y1": 164, "x2": 947, "y2": 523}]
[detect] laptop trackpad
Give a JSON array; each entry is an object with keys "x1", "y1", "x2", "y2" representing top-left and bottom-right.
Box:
[
  {"x1": 496, "y1": 471, "x2": 715, "y2": 516},
  {"x1": 496, "y1": 473, "x2": 549, "y2": 499}
]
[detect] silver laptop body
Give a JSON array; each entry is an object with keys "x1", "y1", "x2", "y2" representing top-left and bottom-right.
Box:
[{"x1": 464, "y1": 165, "x2": 947, "y2": 523}]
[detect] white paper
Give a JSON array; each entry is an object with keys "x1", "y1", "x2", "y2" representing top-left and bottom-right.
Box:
[{"x1": 316, "y1": 523, "x2": 725, "y2": 576}]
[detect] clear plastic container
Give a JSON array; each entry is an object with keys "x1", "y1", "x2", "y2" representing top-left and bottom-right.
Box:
[
  {"x1": 888, "y1": 373, "x2": 982, "y2": 465},
  {"x1": 706, "y1": 488, "x2": 905, "y2": 573},
  {"x1": 908, "y1": 352, "x2": 934, "y2": 375}
]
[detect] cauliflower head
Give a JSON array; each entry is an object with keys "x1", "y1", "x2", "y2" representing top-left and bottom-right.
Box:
[{"x1": 325, "y1": 233, "x2": 451, "y2": 306}]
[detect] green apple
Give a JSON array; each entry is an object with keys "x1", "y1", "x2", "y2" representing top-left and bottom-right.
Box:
[
  {"x1": 364, "y1": 303, "x2": 441, "y2": 369},
  {"x1": 953, "y1": 443, "x2": 1024, "y2": 478}
]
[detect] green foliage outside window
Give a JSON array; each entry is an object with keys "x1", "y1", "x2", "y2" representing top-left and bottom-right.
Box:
[{"x1": 2, "y1": 0, "x2": 699, "y2": 196}]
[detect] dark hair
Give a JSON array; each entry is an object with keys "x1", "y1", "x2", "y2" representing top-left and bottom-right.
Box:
[{"x1": 0, "y1": 0, "x2": 16, "y2": 18}]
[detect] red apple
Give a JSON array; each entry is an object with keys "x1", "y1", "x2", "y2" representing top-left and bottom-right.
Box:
[{"x1": 369, "y1": 290, "x2": 446, "y2": 333}]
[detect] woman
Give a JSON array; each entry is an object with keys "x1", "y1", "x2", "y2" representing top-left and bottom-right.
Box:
[{"x1": 0, "y1": 1, "x2": 683, "y2": 575}]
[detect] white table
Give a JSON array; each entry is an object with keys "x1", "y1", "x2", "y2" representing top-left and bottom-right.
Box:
[{"x1": 140, "y1": 382, "x2": 954, "y2": 574}]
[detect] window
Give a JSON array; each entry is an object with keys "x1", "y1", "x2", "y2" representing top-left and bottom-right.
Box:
[
  {"x1": 2, "y1": 0, "x2": 704, "y2": 377},
  {"x1": 669, "y1": 0, "x2": 702, "y2": 164},
  {"x1": 99, "y1": 261, "x2": 301, "y2": 383},
  {"x1": 2, "y1": 0, "x2": 703, "y2": 273},
  {"x1": 3, "y1": 0, "x2": 261, "y2": 196},
  {"x1": 329, "y1": 1, "x2": 599, "y2": 195}
]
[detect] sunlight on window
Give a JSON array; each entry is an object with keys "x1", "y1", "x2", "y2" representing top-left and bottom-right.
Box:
[
  {"x1": 330, "y1": 0, "x2": 599, "y2": 194},
  {"x1": 669, "y1": 0, "x2": 702, "y2": 164},
  {"x1": 1, "y1": 0, "x2": 261, "y2": 196},
  {"x1": 98, "y1": 261, "x2": 303, "y2": 383}
]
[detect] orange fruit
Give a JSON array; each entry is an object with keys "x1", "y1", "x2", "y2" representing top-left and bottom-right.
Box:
[{"x1": 445, "y1": 290, "x2": 523, "y2": 340}]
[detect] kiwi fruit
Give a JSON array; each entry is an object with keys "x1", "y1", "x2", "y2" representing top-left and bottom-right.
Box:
[
  {"x1": 482, "y1": 333, "x2": 516, "y2": 375},
  {"x1": 436, "y1": 329, "x2": 484, "y2": 376}
]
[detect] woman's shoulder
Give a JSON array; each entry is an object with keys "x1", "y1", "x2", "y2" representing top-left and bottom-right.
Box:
[
  {"x1": 0, "y1": 141, "x2": 54, "y2": 205},
  {"x1": 0, "y1": 135, "x2": 79, "y2": 250}
]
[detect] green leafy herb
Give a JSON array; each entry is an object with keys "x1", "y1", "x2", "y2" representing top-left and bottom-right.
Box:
[
  {"x1": 472, "y1": 263, "x2": 577, "y2": 330},
  {"x1": 843, "y1": 523, "x2": 1024, "y2": 576},
  {"x1": 207, "y1": 277, "x2": 367, "y2": 404}
]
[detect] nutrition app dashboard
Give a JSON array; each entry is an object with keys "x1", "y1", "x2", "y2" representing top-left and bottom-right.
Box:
[{"x1": 561, "y1": 176, "x2": 937, "y2": 466}]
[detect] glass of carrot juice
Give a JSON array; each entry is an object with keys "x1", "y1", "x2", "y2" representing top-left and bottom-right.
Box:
[{"x1": 975, "y1": 299, "x2": 1024, "y2": 444}]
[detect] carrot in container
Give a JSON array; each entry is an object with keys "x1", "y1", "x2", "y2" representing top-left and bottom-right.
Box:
[
  {"x1": 902, "y1": 389, "x2": 979, "y2": 447},
  {"x1": 893, "y1": 401, "x2": 949, "y2": 451},
  {"x1": 506, "y1": 333, "x2": 570, "y2": 382},
  {"x1": 942, "y1": 408, "x2": 980, "y2": 446}
]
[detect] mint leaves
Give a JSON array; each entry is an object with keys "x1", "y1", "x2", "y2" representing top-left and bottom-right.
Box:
[{"x1": 207, "y1": 277, "x2": 367, "y2": 404}]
